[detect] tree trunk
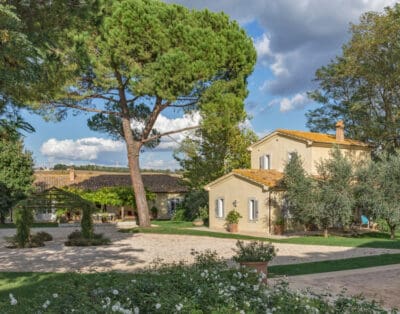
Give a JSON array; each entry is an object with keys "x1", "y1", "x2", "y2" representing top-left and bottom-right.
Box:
[
  {"x1": 115, "y1": 71, "x2": 151, "y2": 228},
  {"x1": 121, "y1": 117, "x2": 151, "y2": 227},
  {"x1": 324, "y1": 228, "x2": 328, "y2": 238},
  {"x1": 390, "y1": 225, "x2": 396, "y2": 240}
]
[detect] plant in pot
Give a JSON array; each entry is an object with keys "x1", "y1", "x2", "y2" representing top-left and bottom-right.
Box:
[
  {"x1": 232, "y1": 240, "x2": 276, "y2": 283},
  {"x1": 193, "y1": 206, "x2": 208, "y2": 226},
  {"x1": 225, "y1": 210, "x2": 242, "y2": 233},
  {"x1": 274, "y1": 216, "x2": 284, "y2": 235}
]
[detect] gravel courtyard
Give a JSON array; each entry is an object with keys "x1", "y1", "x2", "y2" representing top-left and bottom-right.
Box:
[{"x1": 0, "y1": 225, "x2": 399, "y2": 273}]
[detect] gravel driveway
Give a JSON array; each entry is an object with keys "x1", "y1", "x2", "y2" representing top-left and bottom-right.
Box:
[{"x1": 0, "y1": 225, "x2": 399, "y2": 273}]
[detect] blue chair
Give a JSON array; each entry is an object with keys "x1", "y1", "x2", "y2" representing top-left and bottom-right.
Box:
[{"x1": 361, "y1": 215, "x2": 369, "y2": 227}]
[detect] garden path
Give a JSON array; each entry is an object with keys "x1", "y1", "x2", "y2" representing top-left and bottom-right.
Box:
[
  {"x1": 282, "y1": 264, "x2": 400, "y2": 309},
  {"x1": 0, "y1": 225, "x2": 399, "y2": 272}
]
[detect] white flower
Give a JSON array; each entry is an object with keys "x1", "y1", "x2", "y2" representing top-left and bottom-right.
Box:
[
  {"x1": 155, "y1": 303, "x2": 161, "y2": 309},
  {"x1": 53, "y1": 293, "x2": 58, "y2": 298},
  {"x1": 9, "y1": 293, "x2": 17, "y2": 306},
  {"x1": 112, "y1": 289, "x2": 119, "y2": 295},
  {"x1": 230, "y1": 285, "x2": 236, "y2": 291},
  {"x1": 239, "y1": 310, "x2": 245, "y2": 314},
  {"x1": 131, "y1": 279, "x2": 137, "y2": 283},
  {"x1": 253, "y1": 285, "x2": 259, "y2": 291},
  {"x1": 175, "y1": 303, "x2": 183, "y2": 311},
  {"x1": 42, "y1": 300, "x2": 51, "y2": 309},
  {"x1": 134, "y1": 306, "x2": 139, "y2": 314}
]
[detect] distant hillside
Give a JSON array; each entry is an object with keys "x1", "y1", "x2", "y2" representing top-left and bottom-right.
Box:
[{"x1": 51, "y1": 164, "x2": 181, "y2": 174}]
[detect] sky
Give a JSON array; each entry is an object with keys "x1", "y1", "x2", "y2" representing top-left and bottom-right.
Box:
[{"x1": 22, "y1": 0, "x2": 396, "y2": 170}]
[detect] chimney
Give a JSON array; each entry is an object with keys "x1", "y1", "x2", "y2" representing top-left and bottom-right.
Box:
[
  {"x1": 335, "y1": 120, "x2": 345, "y2": 141},
  {"x1": 69, "y1": 167, "x2": 75, "y2": 182}
]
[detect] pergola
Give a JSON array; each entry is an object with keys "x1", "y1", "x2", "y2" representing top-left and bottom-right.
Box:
[{"x1": 14, "y1": 187, "x2": 96, "y2": 221}]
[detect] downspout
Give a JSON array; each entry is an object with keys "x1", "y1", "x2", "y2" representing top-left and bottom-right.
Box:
[{"x1": 268, "y1": 191, "x2": 271, "y2": 235}]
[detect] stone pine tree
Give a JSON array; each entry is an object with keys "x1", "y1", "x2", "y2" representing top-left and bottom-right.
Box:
[
  {"x1": 312, "y1": 147, "x2": 355, "y2": 237},
  {"x1": 356, "y1": 151, "x2": 400, "y2": 239},
  {"x1": 282, "y1": 152, "x2": 313, "y2": 229},
  {"x1": 0, "y1": 140, "x2": 34, "y2": 223},
  {"x1": 37, "y1": 0, "x2": 256, "y2": 227},
  {"x1": 307, "y1": 4, "x2": 400, "y2": 153}
]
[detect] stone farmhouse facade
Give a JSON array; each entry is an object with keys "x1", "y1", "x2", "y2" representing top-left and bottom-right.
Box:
[
  {"x1": 34, "y1": 170, "x2": 188, "y2": 221},
  {"x1": 205, "y1": 122, "x2": 371, "y2": 234}
]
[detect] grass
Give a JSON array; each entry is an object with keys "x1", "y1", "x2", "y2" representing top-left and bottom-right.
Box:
[
  {"x1": 123, "y1": 220, "x2": 400, "y2": 249},
  {"x1": 0, "y1": 222, "x2": 59, "y2": 229},
  {"x1": 268, "y1": 253, "x2": 400, "y2": 277}
]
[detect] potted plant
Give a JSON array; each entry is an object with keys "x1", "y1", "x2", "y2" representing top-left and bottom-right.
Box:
[
  {"x1": 225, "y1": 210, "x2": 242, "y2": 232},
  {"x1": 232, "y1": 240, "x2": 276, "y2": 282},
  {"x1": 274, "y1": 216, "x2": 284, "y2": 235}
]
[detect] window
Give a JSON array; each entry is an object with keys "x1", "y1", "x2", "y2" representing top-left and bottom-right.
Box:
[
  {"x1": 288, "y1": 151, "x2": 296, "y2": 161},
  {"x1": 259, "y1": 154, "x2": 270, "y2": 170},
  {"x1": 248, "y1": 199, "x2": 259, "y2": 221},
  {"x1": 215, "y1": 198, "x2": 224, "y2": 218},
  {"x1": 167, "y1": 198, "x2": 181, "y2": 216}
]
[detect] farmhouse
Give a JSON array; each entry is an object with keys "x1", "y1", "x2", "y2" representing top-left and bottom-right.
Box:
[
  {"x1": 205, "y1": 121, "x2": 371, "y2": 234},
  {"x1": 34, "y1": 170, "x2": 188, "y2": 221}
]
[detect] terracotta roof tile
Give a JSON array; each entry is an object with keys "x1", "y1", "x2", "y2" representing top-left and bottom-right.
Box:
[
  {"x1": 34, "y1": 171, "x2": 188, "y2": 193},
  {"x1": 276, "y1": 129, "x2": 369, "y2": 147},
  {"x1": 232, "y1": 169, "x2": 283, "y2": 188}
]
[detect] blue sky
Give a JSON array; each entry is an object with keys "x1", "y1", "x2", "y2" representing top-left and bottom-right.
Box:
[{"x1": 22, "y1": 0, "x2": 396, "y2": 169}]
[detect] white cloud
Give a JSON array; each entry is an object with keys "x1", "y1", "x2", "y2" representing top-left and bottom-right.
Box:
[
  {"x1": 167, "y1": 0, "x2": 396, "y2": 97},
  {"x1": 269, "y1": 93, "x2": 310, "y2": 112},
  {"x1": 148, "y1": 111, "x2": 201, "y2": 150},
  {"x1": 40, "y1": 137, "x2": 125, "y2": 161}
]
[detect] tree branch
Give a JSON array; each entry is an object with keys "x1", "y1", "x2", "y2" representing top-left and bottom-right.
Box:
[
  {"x1": 51, "y1": 103, "x2": 121, "y2": 116},
  {"x1": 141, "y1": 97, "x2": 166, "y2": 139},
  {"x1": 141, "y1": 125, "x2": 199, "y2": 143}
]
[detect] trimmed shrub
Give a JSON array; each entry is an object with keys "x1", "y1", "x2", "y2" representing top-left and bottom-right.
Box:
[
  {"x1": 81, "y1": 205, "x2": 94, "y2": 239},
  {"x1": 14, "y1": 206, "x2": 34, "y2": 248},
  {"x1": 34, "y1": 231, "x2": 53, "y2": 242},
  {"x1": 65, "y1": 230, "x2": 111, "y2": 246}
]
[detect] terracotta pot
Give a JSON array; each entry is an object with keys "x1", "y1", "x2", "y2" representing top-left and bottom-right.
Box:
[
  {"x1": 239, "y1": 261, "x2": 268, "y2": 283},
  {"x1": 192, "y1": 219, "x2": 204, "y2": 226},
  {"x1": 274, "y1": 224, "x2": 284, "y2": 235},
  {"x1": 228, "y1": 223, "x2": 238, "y2": 233}
]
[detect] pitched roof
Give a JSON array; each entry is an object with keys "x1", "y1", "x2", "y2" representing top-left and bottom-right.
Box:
[
  {"x1": 205, "y1": 169, "x2": 283, "y2": 190},
  {"x1": 34, "y1": 171, "x2": 188, "y2": 193},
  {"x1": 232, "y1": 169, "x2": 283, "y2": 188},
  {"x1": 276, "y1": 129, "x2": 369, "y2": 147},
  {"x1": 250, "y1": 129, "x2": 370, "y2": 149}
]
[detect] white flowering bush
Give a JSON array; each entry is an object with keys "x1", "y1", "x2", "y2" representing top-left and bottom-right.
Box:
[
  {"x1": 0, "y1": 250, "x2": 395, "y2": 313},
  {"x1": 232, "y1": 240, "x2": 277, "y2": 263}
]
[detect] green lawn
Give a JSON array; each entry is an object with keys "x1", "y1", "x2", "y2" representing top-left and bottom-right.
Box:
[
  {"x1": 268, "y1": 253, "x2": 400, "y2": 277},
  {"x1": 124, "y1": 220, "x2": 400, "y2": 249},
  {"x1": 0, "y1": 222, "x2": 59, "y2": 229}
]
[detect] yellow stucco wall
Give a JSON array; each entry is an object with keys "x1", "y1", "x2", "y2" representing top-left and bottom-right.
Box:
[
  {"x1": 310, "y1": 145, "x2": 370, "y2": 175},
  {"x1": 148, "y1": 193, "x2": 185, "y2": 219},
  {"x1": 250, "y1": 134, "x2": 312, "y2": 172},
  {"x1": 250, "y1": 134, "x2": 371, "y2": 175},
  {"x1": 208, "y1": 175, "x2": 282, "y2": 234}
]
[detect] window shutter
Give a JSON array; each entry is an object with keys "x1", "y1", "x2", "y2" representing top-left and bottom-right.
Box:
[
  {"x1": 259, "y1": 156, "x2": 264, "y2": 169},
  {"x1": 255, "y1": 200, "x2": 259, "y2": 220},
  {"x1": 266, "y1": 155, "x2": 270, "y2": 170},
  {"x1": 215, "y1": 199, "x2": 219, "y2": 217},
  {"x1": 221, "y1": 199, "x2": 224, "y2": 217}
]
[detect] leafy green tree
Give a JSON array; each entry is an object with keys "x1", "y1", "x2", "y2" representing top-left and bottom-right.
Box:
[
  {"x1": 307, "y1": 4, "x2": 400, "y2": 153},
  {"x1": 312, "y1": 147, "x2": 355, "y2": 237},
  {"x1": 282, "y1": 152, "x2": 313, "y2": 228},
  {"x1": 175, "y1": 125, "x2": 257, "y2": 190},
  {"x1": 356, "y1": 151, "x2": 400, "y2": 239},
  {"x1": 0, "y1": 140, "x2": 34, "y2": 223},
  {"x1": 37, "y1": 0, "x2": 256, "y2": 227}
]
